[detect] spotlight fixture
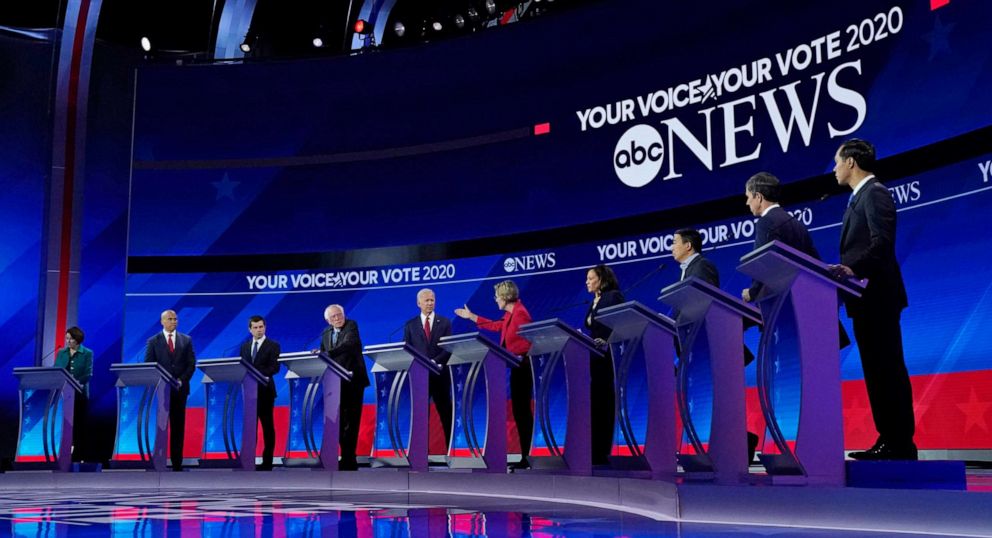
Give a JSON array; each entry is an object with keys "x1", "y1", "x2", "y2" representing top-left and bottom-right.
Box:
[
  {"x1": 431, "y1": 20, "x2": 443, "y2": 32},
  {"x1": 453, "y1": 14, "x2": 466, "y2": 29},
  {"x1": 485, "y1": 0, "x2": 497, "y2": 15},
  {"x1": 393, "y1": 21, "x2": 406, "y2": 37},
  {"x1": 312, "y1": 37, "x2": 324, "y2": 48},
  {"x1": 467, "y1": 7, "x2": 480, "y2": 21},
  {"x1": 240, "y1": 41, "x2": 251, "y2": 53},
  {"x1": 140, "y1": 36, "x2": 151, "y2": 52},
  {"x1": 354, "y1": 19, "x2": 372, "y2": 35}
]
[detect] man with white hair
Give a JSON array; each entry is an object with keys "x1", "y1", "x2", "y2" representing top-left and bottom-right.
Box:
[
  {"x1": 403, "y1": 289, "x2": 453, "y2": 447},
  {"x1": 319, "y1": 304, "x2": 369, "y2": 470}
]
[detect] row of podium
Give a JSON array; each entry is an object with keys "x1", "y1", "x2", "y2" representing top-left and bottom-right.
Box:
[{"x1": 14, "y1": 242, "x2": 864, "y2": 485}]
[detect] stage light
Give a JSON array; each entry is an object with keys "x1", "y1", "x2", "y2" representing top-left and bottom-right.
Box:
[
  {"x1": 454, "y1": 14, "x2": 466, "y2": 29},
  {"x1": 312, "y1": 37, "x2": 324, "y2": 48},
  {"x1": 354, "y1": 19, "x2": 372, "y2": 35},
  {"x1": 467, "y1": 7, "x2": 480, "y2": 21},
  {"x1": 431, "y1": 20, "x2": 443, "y2": 32},
  {"x1": 485, "y1": 0, "x2": 497, "y2": 15},
  {"x1": 393, "y1": 21, "x2": 406, "y2": 37},
  {"x1": 240, "y1": 41, "x2": 251, "y2": 53},
  {"x1": 140, "y1": 37, "x2": 151, "y2": 52}
]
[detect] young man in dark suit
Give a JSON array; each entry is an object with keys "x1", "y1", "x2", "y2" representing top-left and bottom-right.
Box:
[
  {"x1": 403, "y1": 289, "x2": 453, "y2": 447},
  {"x1": 144, "y1": 309, "x2": 197, "y2": 471},
  {"x1": 241, "y1": 315, "x2": 281, "y2": 470},
  {"x1": 673, "y1": 228, "x2": 719, "y2": 286},
  {"x1": 319, "y1": 304, "x2": 370, "y2": 470},
  {"x1": 741, "y1": 171, "x2": 820, "y2": 302},
  {"x1": 828, "y1": 138, "x2": 916, "y2": 461}
]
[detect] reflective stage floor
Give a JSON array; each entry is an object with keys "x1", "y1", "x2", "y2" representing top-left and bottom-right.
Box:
[{"x1": 1, "y1": 469, "x2": 990, "y2": 537}]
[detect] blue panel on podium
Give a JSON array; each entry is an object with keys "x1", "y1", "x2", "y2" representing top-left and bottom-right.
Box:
[
  {"x1": 846, "y1": 460, "x2": 966, "y2": 490},
  {"x1": 16, "y1": 389, "x2": 64, "y2": 463},
  {"x1": 203, "y1": 381, "x2": 246, "y2": 460},
  {"x1": 531, "y1": 352, "x2": 569, "y2": 457},
  {"x1": 448, "y1": 362, "x2": 489, "y2": 458}
]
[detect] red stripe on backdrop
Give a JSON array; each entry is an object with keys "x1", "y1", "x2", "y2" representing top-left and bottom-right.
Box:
[{"x1": 931, "y1": 0, "x2": 950, "y2": 10}]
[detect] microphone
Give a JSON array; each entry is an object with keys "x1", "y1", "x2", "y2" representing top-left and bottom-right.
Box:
[
  {"x1": 39, "y1": 346, "x2": 59, "y2": 366},
  {"x1": 622, "y1": 262, "x2": 667, "y2": 295}
]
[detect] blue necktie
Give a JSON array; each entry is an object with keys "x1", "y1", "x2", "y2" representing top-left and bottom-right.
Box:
[
  {"x1": 848, "y1": 193, "x2": 856, "y2": 207},
  {"x1": 252, "y1": 341, "x2": 259, "y2": 361}
]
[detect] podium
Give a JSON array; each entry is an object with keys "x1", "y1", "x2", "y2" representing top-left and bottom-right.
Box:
[
  {"x1": 517, "y1": 319, "x2": 602, "y2": 475},
  {"x1": 365, "y1": 342, "x2": 442, "y2": 472},
  {"x1": 109, "y1": 363, "x2": 180, "y2": 471},
  {"x1": 659, "y1": 277, "x2": 761, "y2": 485},
  {"x1": 197, "y1": 357, "x2": 268, "y2": 470},
  {"x1": 595, "y1": 301, "x2": 679, "y2": 478},
  {"x1": 438, "y1": 332, "x2": 522, "y2": 472},
  {"x1": 13, "y1": 367, "x2": 83, "y2": 471},
  {"x1": 280, "y1": 350, "x2": 353, "y2": 470},
  {"x1": 738, "y1": 240, "x2": 866, "y2": 486}
]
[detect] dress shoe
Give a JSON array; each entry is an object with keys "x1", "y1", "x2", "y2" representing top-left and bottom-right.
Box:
[
  {"x1": 849, "y1": 441, "x2": 918, "y2": 461},
  {"x1": 256, "y1": 465, "x2": 273, "y2": 471},
  {"x1": 339, "y1": 460, "x2": 359, "y2": 471},
  {"x1": 509, "y1": 458, "x2": 530, "y2": 471},
  {"x1": 747, "y1": 431, "x2": 760, "y2": 465}
]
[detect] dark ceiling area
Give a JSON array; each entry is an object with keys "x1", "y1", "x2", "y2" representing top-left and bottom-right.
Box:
[{"x1": 0, "y1": 0, "x2": 595, "y2": 60}]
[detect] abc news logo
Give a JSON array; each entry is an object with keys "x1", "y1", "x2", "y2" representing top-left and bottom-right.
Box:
[{"x1": 613, "y1": 125, "x2": 664, "y2": 188}]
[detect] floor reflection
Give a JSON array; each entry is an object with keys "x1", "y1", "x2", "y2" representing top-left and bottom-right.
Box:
[{"x1": 2, "y1": 489, "x2": 973, "y2": 537}]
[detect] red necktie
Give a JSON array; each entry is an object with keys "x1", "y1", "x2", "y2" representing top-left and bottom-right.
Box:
[
  {"x1": 168, "y1": 334, "x2": 175, "y2": 354},
  {"x1": 423, "y1": 317, "x2": 431, "y2": 341}
]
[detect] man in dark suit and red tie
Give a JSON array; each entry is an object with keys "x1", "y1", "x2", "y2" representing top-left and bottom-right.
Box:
[
  {"x1": 403, "y1": 288, "x2": 453, "y2": 447},
  {"x1": 144, "y1": 309, "x2": 197, "y2": 471},
  {"x1": 318, "y1": 304, "x2": 370, "y2": 470},
  {"x1": 828, "y1": 139, "x2": 916, "y2": 461},
  {"x1": 240, "y1": 315, "x2": 281, "y2": 470}
]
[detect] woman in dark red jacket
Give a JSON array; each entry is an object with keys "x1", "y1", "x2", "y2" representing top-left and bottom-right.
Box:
[{"x1": 455, "y1": 280, "x2": 534, "y2": 469}]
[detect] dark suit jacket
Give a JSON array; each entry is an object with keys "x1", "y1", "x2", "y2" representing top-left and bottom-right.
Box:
[
  {"x1": 320, "y1": 319, "x2": 370, "y2": 388},
  {"x1": 682, "y1": 255, "x2": 720, "y2": 287},
  {"x1": 144, "y1": 332, "x2": 196, "y2": 394},
  {"x1": 840, "y1": 178, "x2": 908, "y2": 317},
  {"x1": 585, "y1": 289, "x2": 626, "y2": 342},
  {"x1": 748, "y1": 206, "x2": 820, "y2": 300},
  {"x1": 241, "y1": 338, "x2": 281, "y2": 396},
  {"x1": 403, "y1": 314, "x2": 452, "y2": 366}
]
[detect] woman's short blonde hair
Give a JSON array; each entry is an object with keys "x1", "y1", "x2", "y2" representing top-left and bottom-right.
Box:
[{"x1": 494, "y1": 280, "x2": 519, "y2": 302}]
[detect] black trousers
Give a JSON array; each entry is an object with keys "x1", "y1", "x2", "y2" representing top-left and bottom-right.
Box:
[
  {"x1": 511, "y1": 356, "x2": 534, "y2": 458},
  {"x1": 429, "y1": 367, "x2": 453, "y2": 447},
  {"x1": 71, "y1": 394, "x2": 88, "y2": 461},
  {"x1": 852, "y1": 310, "x2": 915, "y2": 445},
  {"x1": 590, "y1": 351, "x2": 616, "y2": 463},
  {"x1": 169, "y1": 388, "x2": 188, "y2": 468},
  {"x1": 339, "y1": 381, "x2": 365, "y2": 464},
  {"x1": 257, "y1": 385, "x2": 277, "y2": 466}
]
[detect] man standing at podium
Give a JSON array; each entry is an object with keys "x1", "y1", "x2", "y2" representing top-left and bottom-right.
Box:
[
  {"x1": 145, "y1": 309, "x2": 197, "y2": 471},
  {"x1": 241, "y1": 315, "x2": 281, "y2": 470},
  {"x1": 673, "y1": 228, "x2": 719, "y2": 286},
  {"x1": 320, "y1": 304, "x2": 370, "y2": 470},
  {"x1": 741, "y1": 172, "x2": 819, "y2": 303},
  {"x1": 828, "y1": 139, "x2": 916, "y2": 461},
  {"x1": 403, "y1": 289, "x2": 453, "y2": 448}
]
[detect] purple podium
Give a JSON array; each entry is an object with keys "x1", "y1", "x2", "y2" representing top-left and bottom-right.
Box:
[
  {"x1": 660, "y1": 277, "x2": 761, "y2": 485},
  {"x1": 109, "y1": 363, "x2": 179, "y2": 471},
  {"x1": 13, "y1": 367, "x2": 83, "y2": 471},
  {"x1": 197, "y1": 357, "x2": 268, "y2": 470},
  {"x1": 595, "y1": 301, "x2": 679, "y2": 478},
  {"x1": 738, "y1": 240, "x2": 866, "y2": 486},
  {"x1": 517, "y1": 318, "x2": 602, "y2": 476},
  {"x1": 279, "y1": 350, "x2": 353, "y2": 470},
  {"x1": 365, "y1": 342, "x2": 442, "y2": 472},
  {"x1": 438, "y1": 332, "x2": 521, "y2": 472}
]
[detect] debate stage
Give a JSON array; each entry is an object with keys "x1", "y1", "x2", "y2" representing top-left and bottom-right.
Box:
[{"x1": 2, "y1": 467, "x2": 991, "y2": 537}]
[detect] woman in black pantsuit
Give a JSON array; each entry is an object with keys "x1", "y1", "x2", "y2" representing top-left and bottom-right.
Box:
[{"x1": 584, "y1": 264, "x2": 624, "y2": 465}]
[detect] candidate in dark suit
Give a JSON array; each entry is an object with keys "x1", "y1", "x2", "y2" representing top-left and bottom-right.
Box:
[
  {"x1": 144, "y1": 309, "x2": 197, "y2": 471},
  {"x1": 319, "y1": 304, "x2": 370, "y2": 470},
  {"x1": 240, "y1": 315, "x2": 281, "y2": 470},
  {"x1": 584, "y1": 264, "x2": 624, "y2": 465},
  {"x1": 673, "y1": 228, "x2": 719, "y2": 287},
  {"x1": 403, "y1": 289, "x2": 454, "y2": 447},
  {"x1": 829, "y1": 139, "x2": 915, "y2": 461},
  {"x1": 55, "y1": 326, "x2": 93, "y2": 461},
  {"x1": 741, "y1": 172, "x2": 820, "y2": 303}
]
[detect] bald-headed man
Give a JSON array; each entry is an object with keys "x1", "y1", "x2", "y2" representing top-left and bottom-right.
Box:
[
  {"x1": 145, "y1": 309, "x2": 197, "y2": 471},
  {"x1": 403, "y1": 289, "x2": 453, "y2": 447},
  {"x1": 319, "y1": 304, "x2": 369, "y2": 470}
]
